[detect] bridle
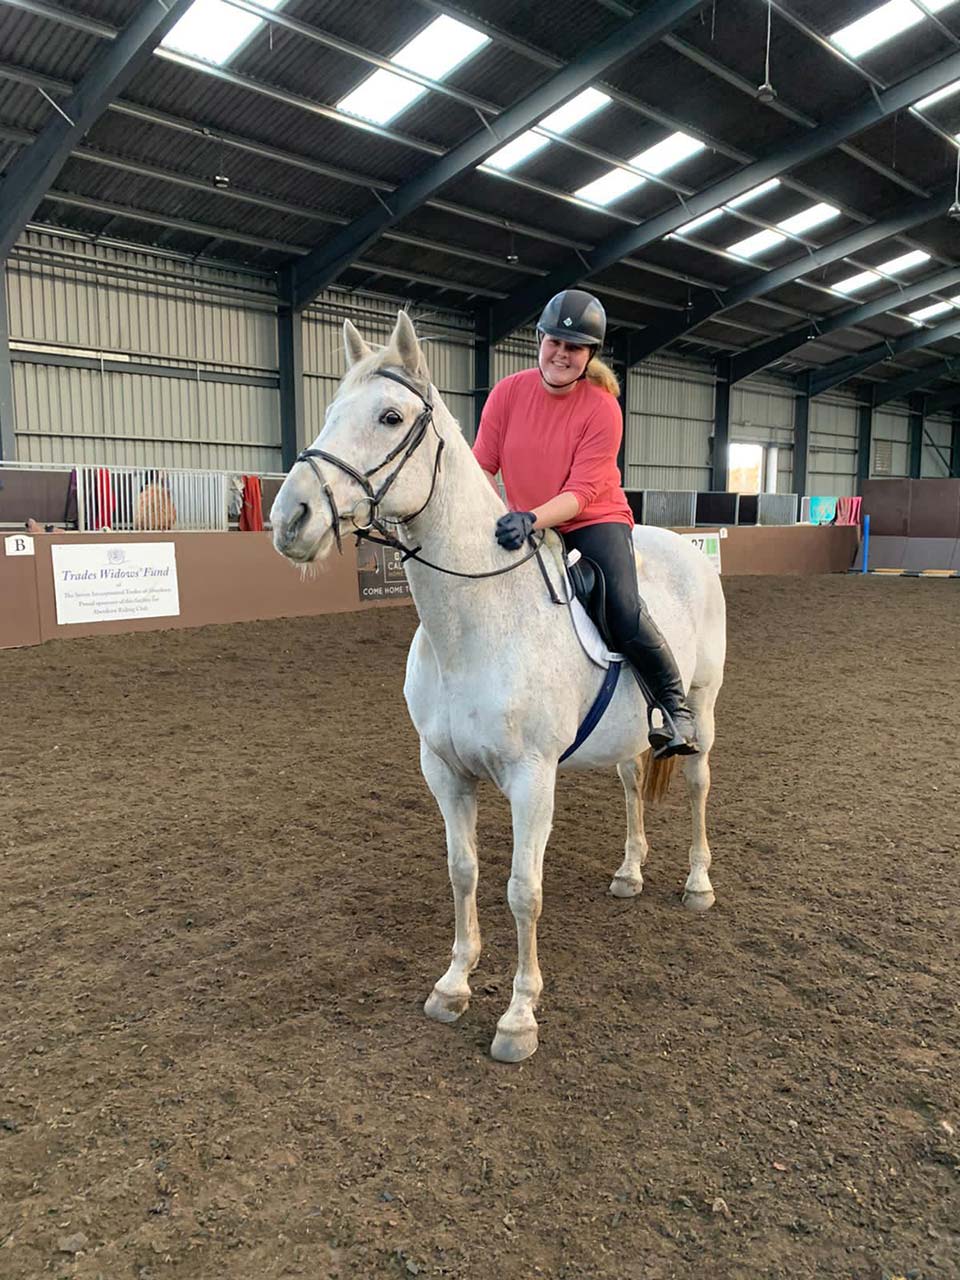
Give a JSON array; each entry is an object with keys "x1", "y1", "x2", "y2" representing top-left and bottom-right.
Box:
[{"x1": 294, "y1": 367, "x2": 560, "y2": 598}]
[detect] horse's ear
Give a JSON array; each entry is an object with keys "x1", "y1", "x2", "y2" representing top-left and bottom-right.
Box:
[
  {"x1": 343, "y1": 319, "x2": 372, "y2": 368},
  {"x1": 392, "y1": 310, "x2": 427, "y2": 379}
]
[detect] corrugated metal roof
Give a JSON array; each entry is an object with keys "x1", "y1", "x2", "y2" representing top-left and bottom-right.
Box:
[
  {"x1": 0, "y1": 8, "x2": 102, "y2": 80},
  {"x1": 0, "y1": 0, "x2": 960, "y2": 397}
]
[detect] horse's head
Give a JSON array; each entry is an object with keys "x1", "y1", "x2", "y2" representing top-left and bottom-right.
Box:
[{"x1": 271, "y1": 311, "x2": 438, "y2": 564}]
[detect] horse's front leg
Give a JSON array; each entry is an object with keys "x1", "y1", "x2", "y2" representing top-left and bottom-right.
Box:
[
  {"x1": 491, "y1": 759, "x2": 556, "y2": 1063},
  {"x1": 421, "y1": 742, "x2": 481, "y2": 1024}
]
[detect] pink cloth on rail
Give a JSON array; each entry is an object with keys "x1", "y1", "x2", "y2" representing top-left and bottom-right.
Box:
[{"x1": 835, "y1": 496, "x2": 862, "y2": 525}]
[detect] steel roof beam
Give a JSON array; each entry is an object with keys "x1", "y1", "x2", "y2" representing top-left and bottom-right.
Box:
[
  {"x1": 872, "y1": 359, "x2": 960, "y2": 407},
  {"x1": 728, "y1": 265, "x2": 960, "y2": 385},
  {"x1": 0, "y1": 0, "x2": 196, "y2": 261},
  {"x1": 809, "y1": 315, "x2": 960, "y2": 396},
  {"x1": 611, "y1": 187, "x2": 954, "y2": 365},
  {"x1": 288, "y1": 0, "x2": 710, "y2": 311},
  {"x1": 926, "y1": 381, "x2": 960, "y2": 414},
  {"x1": 490, "y1": 51, "x2": 960, "y2": 344}
]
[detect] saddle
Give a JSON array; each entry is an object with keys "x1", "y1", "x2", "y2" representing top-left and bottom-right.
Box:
[{"x1": 563, "y1": 547, "x2": 615, "y2": 650}]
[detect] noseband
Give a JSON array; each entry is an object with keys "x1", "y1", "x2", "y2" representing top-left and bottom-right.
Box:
[{"x1": 294, "y1": 367, "x2": 560, "y2": 598}]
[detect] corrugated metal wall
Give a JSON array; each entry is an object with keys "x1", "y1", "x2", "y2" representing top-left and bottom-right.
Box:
[
  {"x1": 730, "y1": 376, "x2": 796, "y2": 493},
  {"x1": 303, "y1": 293, "x2": 476, "y2": 444},
  {"x1": 809, "y1": 393, "x2": 859, "y2": 495},
  {"x1": 873, "y1": 406, "x2": 911, "y2": 476},
  {"x1": 7, "y1": 231, "x2": 281, "y2": 471},
  {"x1": 625, "y1": 356, "x2": 713, "y2": 491},
  {"x1": 922, "y1": 414, "x2": 952, "y2": 476}
]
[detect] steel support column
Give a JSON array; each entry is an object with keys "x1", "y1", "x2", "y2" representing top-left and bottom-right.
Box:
[
  {"x1": 473, "y1": 307, "x2": 492, "y2": 446},
  {"x1": 712, "y1": 356, "x2": 730, "y2": 491},
  {"x1": 857, "y1": 388, "x2": 874, "y2": 492},
  {"x1": 611, "y1": 331, "x2": 633, "y2": 484},
  {"x1": 278, "y1": 269, "x2": 304, "y2": 471},
  {"x1": 909, "y1": 392, "x2": 925, "y2": 478},
  {"x1": 952, "y1": 407, "x2": 960, "y2": 477},
  {"x1": 0, "y1": 265, "x2": 15, "y2": 461},
  {"x1": 793, "y1": 375, "x2": 810, "y2": 498}
]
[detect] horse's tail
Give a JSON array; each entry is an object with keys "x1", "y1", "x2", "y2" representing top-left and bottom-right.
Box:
[{"x1": 643, "y1": 751, "x2": 679, "y2": 805}]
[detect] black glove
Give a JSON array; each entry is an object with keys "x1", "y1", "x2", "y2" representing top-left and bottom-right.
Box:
[{"x1": 495, "y1": 510, "x2": 536, "y2": 550}]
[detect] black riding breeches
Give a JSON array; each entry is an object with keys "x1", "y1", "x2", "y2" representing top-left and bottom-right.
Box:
[{"x1": 562, "y1": 520, "x2": 643, "y2": 648}]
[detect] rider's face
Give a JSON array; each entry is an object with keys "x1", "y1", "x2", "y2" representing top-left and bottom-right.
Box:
[{"x1": 538, "y1": 336, "x2": 592, "y2": 389}]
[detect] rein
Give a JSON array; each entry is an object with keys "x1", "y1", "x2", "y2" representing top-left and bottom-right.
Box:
[{"x1": 295, "y1": 368, "x2": 562, "y2": 602}]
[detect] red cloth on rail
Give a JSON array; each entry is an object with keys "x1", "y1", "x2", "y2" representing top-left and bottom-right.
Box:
[
  {"x1": 93, "y1": 467, "x2": 114, "y2": 530},
  {"x1": 239, "y1": 475, "x2": 264, "y2": 531},
  {"x1": 835, "y1": 496, "x2": 862, "y2": 526}
]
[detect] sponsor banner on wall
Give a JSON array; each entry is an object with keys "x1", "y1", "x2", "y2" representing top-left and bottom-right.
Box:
[
  {"x1": 52, "y1": 542, "x2": 180, "y2": 625},
  {"x1": 356, "y1": 541, "x2": 411, "y2": 601},
  {"x1": 682, "y1": 530, "x2": 723, "y2": 574}
]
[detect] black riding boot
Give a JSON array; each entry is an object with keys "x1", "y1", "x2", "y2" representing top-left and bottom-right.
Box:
[{"x1": 620, "y1": 613, "x2": 699, "y2": 759}]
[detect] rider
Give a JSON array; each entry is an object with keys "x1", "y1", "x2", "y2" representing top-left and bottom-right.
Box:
[{"x1": 472, "y1": 289, "x2": 698, "y2": 759}]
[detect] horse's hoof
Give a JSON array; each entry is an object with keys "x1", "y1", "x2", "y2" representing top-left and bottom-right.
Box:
[
  {"x1": 682, "y1": 888, "x2": 715, "y2": 912},
  {"x1": 610, "y1": 875, "x2": 643, "y2": 898},
  {"x1": 490, "y1": 1026, "x2": 539, "y2": 1063},
  {"x1": 424, "y1": 987, "x2": 469, "y2": 1023}
]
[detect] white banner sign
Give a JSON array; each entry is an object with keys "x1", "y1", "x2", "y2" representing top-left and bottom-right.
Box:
[{"x1": 52, "y1": 542, "x2": 180, "y2": 625}]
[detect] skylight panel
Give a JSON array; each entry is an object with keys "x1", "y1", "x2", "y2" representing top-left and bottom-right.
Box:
[
  {"x1": 574, "y1": 131, "x2": 705, "y2": 207},
  {"x1": 576, "y1": 167, "x2": 644, "y2": 206},
  {"x1": 915, "y1": 78, "x2": 960, "y2": 112},
  {"x1": 484, "y1": 133, "x2": 551, "y2": 172},
  {"x1": 880, "y1": 250, "x2": 931, "y2": 274},
  {"x1": 161, "y1": 0, "x2": 285, "y2": 66},
  {"x1": 633, "y1": 132, "x2": 706, "y2": 175},
  {"x1": 728, "y1": 228, "x2": 785, "y2": 258},
  {"x1": 540, "y1": 87, "x2": 610, "y2": 135},
  {"x1": 727, "y1": 179, "x2": 781, "y2": 208},
  {"x1": 337, "y1": 15, "x2": 488, "y2": 126},
  {"x1": 832, "y1": 249, "x2": 931, "y2": 293},
  {"x1": 675, "y1": 208, "x2": 725, "y2": 236},
  {"x1": 831, "y1": 0, "x2": 958, "y2": 59},
  {"x1": 726, "y1": 203, "x2": 840, "y2": 259},
  {"x1": 484, "y1": 88, "x2": 610, "y2": 172},
  {"x1": 778, "y1": 203, "x2": 841, "y2": 235},
  {"x1": 670, "y1": 180, "x2": 782, "y2": 240},
  {"x1": 908, "y1": 300, "x2": 954, "y2": 322}
]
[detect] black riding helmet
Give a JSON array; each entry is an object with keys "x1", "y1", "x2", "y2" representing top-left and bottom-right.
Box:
[{"x1": 536, "y1": 290, "x2": 606, "y2": 350}]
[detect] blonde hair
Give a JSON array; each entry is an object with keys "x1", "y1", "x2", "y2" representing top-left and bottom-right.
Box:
[{"x1": 585, "y1": 356, "x2": 620, "y2": 398}]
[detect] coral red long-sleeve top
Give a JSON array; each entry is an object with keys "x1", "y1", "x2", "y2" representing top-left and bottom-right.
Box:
[{"x1": 472, "y1": 369, "x2": 633, "y2": 533}]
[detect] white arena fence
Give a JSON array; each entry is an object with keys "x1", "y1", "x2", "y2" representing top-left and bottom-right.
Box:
[{"x1": 0, "y1": 461, "x2": 287, "y2": 533}]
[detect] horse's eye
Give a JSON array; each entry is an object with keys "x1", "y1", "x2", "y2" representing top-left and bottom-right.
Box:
[{"x1": 380, "y1": 409, "x2": 403, "y2": 426}]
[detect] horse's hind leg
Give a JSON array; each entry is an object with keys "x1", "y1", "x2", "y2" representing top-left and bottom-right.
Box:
[
  {"x1": 681, "y1": 687, "x2": 717, "y2": 912},
  {"x1": 420, "y1": 742, "x2": 481, "y2": 1024},
  {"x1": 610, "y1": 755, "x2": 648, "y2": 898}
]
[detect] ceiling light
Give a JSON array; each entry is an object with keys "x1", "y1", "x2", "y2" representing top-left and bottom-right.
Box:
[
  {"x1": 916, "y1": 79, "x2": 960, "y2": 112},
  {"x1": 484, "y1": 133, "x2": 550, "y2": 172}
]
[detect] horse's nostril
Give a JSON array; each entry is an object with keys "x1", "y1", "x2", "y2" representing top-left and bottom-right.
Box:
[{"x1": 288, "y1": 502, "x2": 309, "y2": 536}]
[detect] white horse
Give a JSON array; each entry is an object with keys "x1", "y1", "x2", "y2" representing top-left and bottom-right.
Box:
[{"x1": 270, "y1": 312, "x2": 726, "y2": 1063}]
